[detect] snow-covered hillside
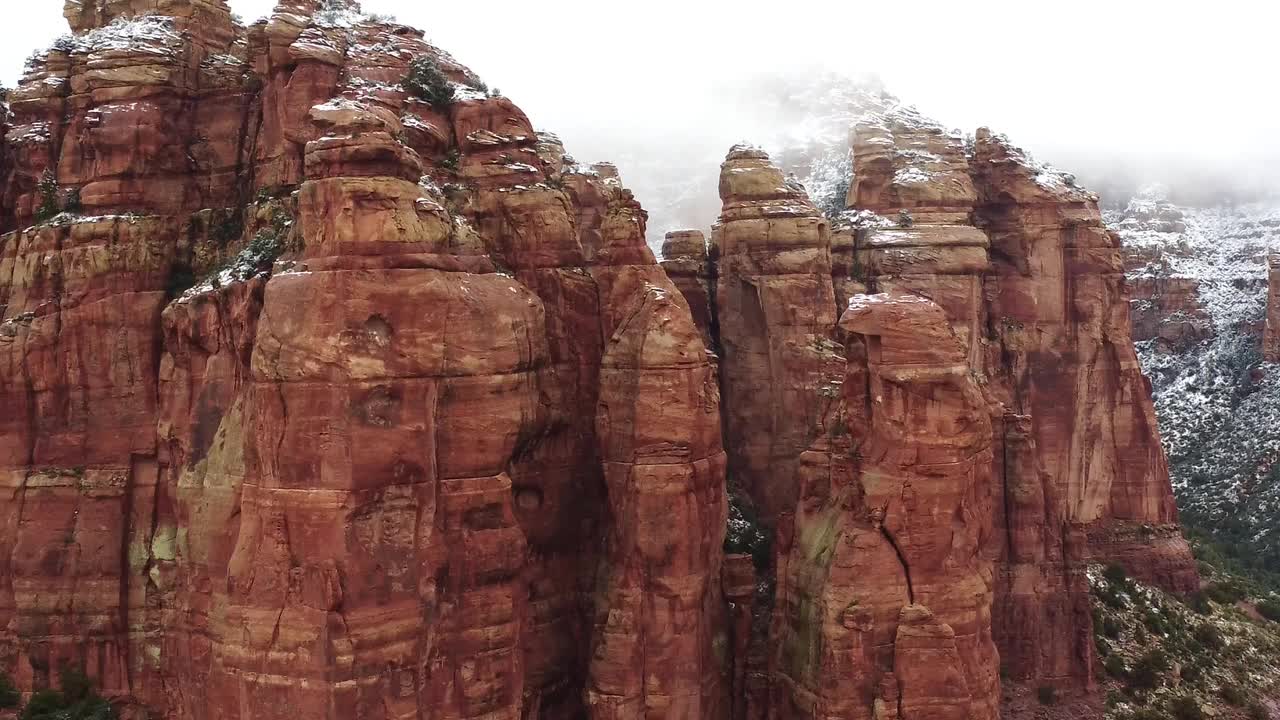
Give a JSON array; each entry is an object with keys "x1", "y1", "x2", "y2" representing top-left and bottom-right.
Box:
[{"x1": 1117, "y1": 190, "x2": 1280, "y2": 562}]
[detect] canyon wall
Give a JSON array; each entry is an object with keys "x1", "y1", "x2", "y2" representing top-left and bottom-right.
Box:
[
  {"x1": 0, "y1": 2, "x2": 1196, "y2": 719},
  {"x1": 0, "y1": 1, "x2": 728, "y2": 718},
  {"x1": 683, "y1": 107, "x2": 1196, "y2": 715}
]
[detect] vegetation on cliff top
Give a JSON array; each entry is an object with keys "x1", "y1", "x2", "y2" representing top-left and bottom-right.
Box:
[{"x1": 402, "y1": 57, "x2": 455, "y2": 112}]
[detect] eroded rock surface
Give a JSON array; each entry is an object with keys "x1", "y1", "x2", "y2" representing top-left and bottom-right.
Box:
[
  {"x1": 660, "y1": 229, "x2": 716, "y2": 348},
  {"x1": 971, "y1": 130, "x2": 1192, "y2": 588},
  {"x1": 0, "y1": 2, "x2": 727, "y2": 718},
  {"x1": 0, "y1": 4, "x2": 1198, "y2": 719},
  {"x1": 590, "y1": 283, "x2": 727, "y2": 719},
  {"x1": 768, "y1": 290, "x2": 998, "y2": 720},
  {"x1": 1265, "y1": 254, "x2": 1280, "y2": 362},
  {"x1": 714, "y1": 144, "x2": 841, "y2": 524},
  {"x1": 709, "y1": 118, "x2": 1196, "y2": 716}
]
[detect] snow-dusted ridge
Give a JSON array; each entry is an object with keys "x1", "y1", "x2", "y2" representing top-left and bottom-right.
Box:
[{"x1": 1118, "y1": 186, "x2": 1280, "y2": 555}]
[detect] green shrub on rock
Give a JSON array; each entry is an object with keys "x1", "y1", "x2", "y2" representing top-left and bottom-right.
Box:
[
  {"x1": 0, "y1": 671, "x2": 18, "y2": 709},
  {"x1": 1169, "y1": 695, "x2": 1205, "y2": 720},
  {"x1": 402, "y1": 57, "x2": 454, "y2": 111},
  {"x1": 1129, "y1": 648, "x2": 1169, "y2": 690},
  {"x1": 19, "y1": 667, "x2": 115, "y2": 720},
  {"x1": 1257, "y1": 597, "x2": 1280, "y2": 622}
]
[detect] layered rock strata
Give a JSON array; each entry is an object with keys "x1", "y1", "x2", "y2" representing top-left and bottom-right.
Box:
[
  {"x1": 713, "y1": 145, "x2": 842, "y2": 524},
  {"x1": 970, "y1": 130, "x2": 1194, "y2": 593},
  {"x1": 0, "y1": 3, "x2": 1201, "y2": 719},
  {"x1": 590, "y1": 284, "x2": 727, "y2": 719},
  {"x1": 708, "y1": 115, "x2": 1197, "y2": 715},
  {"x1": 1, "y1": 2, "x2": 728, "y2": 718},
  {"x1": 1127, "y1": 274, "x2": 1209, "y2": 352},
  {"x1": 768, "y1": 291, "x2": 999, "y2": 720},
  {"x1": 1115, "y1": 191, "x2": 1212, "y2": 353},
  {"x1": 660, "y1": 229, "x2": 716, "y2": 347}
]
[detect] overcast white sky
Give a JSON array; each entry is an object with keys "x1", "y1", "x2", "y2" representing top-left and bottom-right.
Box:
[{"x1": 3, "y1": 0, "x2": 1278, "y2": 199}]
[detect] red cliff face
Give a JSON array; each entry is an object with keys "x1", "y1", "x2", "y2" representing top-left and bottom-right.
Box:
[
  {"x1": 1264, "y1": 254, "x2": 1280, "y2": 362},
  {"x1": 704, "y1": 112, "x2": 1196, "y2": 716},
  {"x1": 660, "y1": 230, "x2": 716, "y2": 349},
  {"x1": 591, "y1": 283, "x2": 727, "y2": 718},
  {"x1": 765, "y1": 290, "x2": 1000, "y2": 720},
  {"x1": 0, "y1": 3, "x2": 1196, "y2": 719},
  {"x1": 970, "y1": 130, "x2": 1194, "y2": 594},
  {"x1": 1, "y1": 1, "x2": 728, "y2": 718},
  {"x1": 713, "y1": 145, "x2": 841, "y2": 525}
]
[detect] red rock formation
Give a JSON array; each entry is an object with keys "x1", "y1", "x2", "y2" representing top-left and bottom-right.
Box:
[
  {"x1": 0, "y1": 2, "x2": 1200, "y2": 717},
  {"x1": 1114, "y1": 192, "x2": 1212, "y2": 353},
  {"x1": 713, "y1": 110, "x2": 1197, "y2": 714},
  {"x1": 847, "y1": 110, "x2": 989, "y2": 368},
  {"x1": 768, "y1": 290, "x2": 998, "y2": 720},
  {"x1": 721, "y1": 554, "x2": 756, "y2": 720},
  {"x1": 1127, "y1": 274, "x2": 1209, "y2": 352},
  {"x1": 1, "y1": 2, "x2": 729, "y2": 718},
  {"x1": 218, "y1": 172, "x2": 543, "y2": 720},
  {"x1": 828, "y1": 227, "x2": 867, "y2": 310},
  {"x1": 837, "y1": 114, "x2": 1099, "y2": 686},
  {"x1": 971, "y1": 129, "x2": 1195, "y2": 593},
  {"x1": 987, "y1": 412, "x2": 1095, "y2": 685},
  {"x1": 1264, "y1": 254, "x2": 1280, "y2": 362},
  {"x1": 660, "y1": 230, "x2": 716, "y2": 347},
  {"x1": 0, "y1": 215, "x2": 177, "y2": 698},
  {"x1": 590, "y1": 283, "x2": 728, "y2": 719},
  {"x1": 0, "y1": 0, "x2": 256, "y2": 702},
  {"x1": 714, "y1": 145, "x2": 842, "y2": 524}
]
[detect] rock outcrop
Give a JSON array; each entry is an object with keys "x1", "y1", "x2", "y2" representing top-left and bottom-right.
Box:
[
  {"x1": 1114, "y1": 188, "x2": 1213, "y2": 354},
  {"x1": 1113, "y1": 187, "x2": 1280, "y2": 567},
  {"x1": 1, "y1": 2, "x2": 728, "y2": 718},
  {"x1": 1264, "y1": 254, "x2": 1280, "y2": 362},
  {"x1": 660, "y1": 230, "x2": 716, "y2": 348},
  {"x1": 590, "y1": 283, "x2": 727, "y2": 719},
  {"x1": 839, "y1": 114, "x2": 1098, "y2": 687},
  {"x1": 0, "y1": 4, "x2": 1199, "y2": 719},
  {"x1": 709, "y1": 114, "x2": 1196, "y2": 716},
  {"x1": 1128, "y1": 274, "x2": 1210, "y2": 352},
  {"x1": 714, "y1": 144, "x2": 842, "y2": 524},
  {"x1": 971, "y1": 130, "x2": 1193, "y2": 594},
  {"x1": 768, "y1": 291, "x2": 999, "y2": 720}
]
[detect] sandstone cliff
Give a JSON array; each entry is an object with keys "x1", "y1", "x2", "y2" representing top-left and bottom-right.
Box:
[
  {"x1": 1264, "y1": 254, "x2": 1280, "y2": 362},
  {"x1": 686, "y1": 109, "x2": 1196, "y2": 716},
  {"x1": 1, "y1": 2, "x2": 727, "y2": 718},
  {"x1": 0, "y1": 3, "x2": 1199, "y2": 719}
]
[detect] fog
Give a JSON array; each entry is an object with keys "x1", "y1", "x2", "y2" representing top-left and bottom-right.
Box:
[{"x1": 4, "y1": 0, "x2": 1278, "y2": 231}]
